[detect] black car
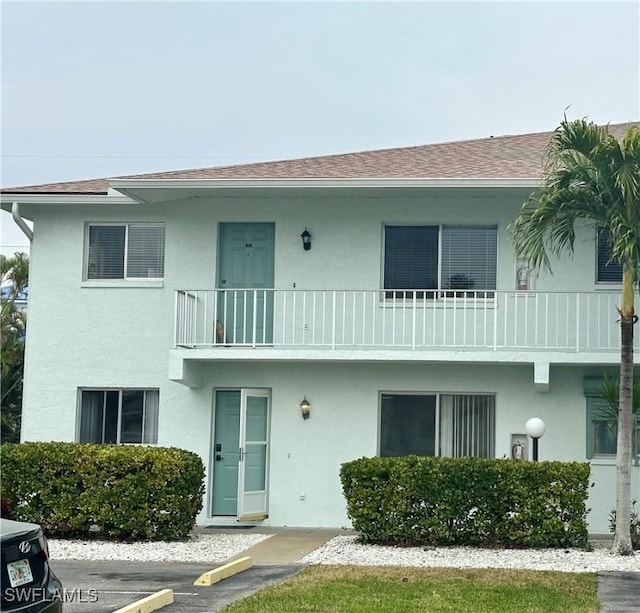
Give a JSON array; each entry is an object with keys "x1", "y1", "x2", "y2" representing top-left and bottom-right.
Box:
[{"x1": 1, "y1": 519, "x2": 62, "y2": 612}]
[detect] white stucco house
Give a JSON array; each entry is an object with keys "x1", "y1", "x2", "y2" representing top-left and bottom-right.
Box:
[{"x1": 2, "y1": 123, "x2": 639, "y2": 533}]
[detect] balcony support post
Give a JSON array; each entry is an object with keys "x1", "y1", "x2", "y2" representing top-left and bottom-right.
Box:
[
  {"x1": 534, "y1": 361, "x2": 550, "y2": 393},
  {"x1": 331, "y1": 290, "x2": 337, "y2": 349},
  {"x1": 575, "y1": 293, "x2": 581, "y2": 352},
  {"x1": 169, "y1": 353, "x2": 203, "y2": 388}
]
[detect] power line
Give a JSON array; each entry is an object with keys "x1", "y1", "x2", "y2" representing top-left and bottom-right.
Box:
[{"x1": 1, "y1": 154, "x2": 286, "y2": 160}]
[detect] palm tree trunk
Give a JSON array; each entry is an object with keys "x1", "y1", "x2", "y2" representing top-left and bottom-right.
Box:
[{"x1": 613, "y1": 269, "x2": 635, "y2": 555}]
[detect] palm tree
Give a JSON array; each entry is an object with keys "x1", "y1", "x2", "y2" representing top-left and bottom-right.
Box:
[
  {"x1": 0, "y1": 253, "x2": 29, "y2": 443},
  {"x1": 0, "y1": 252, "x2": 29, "y2": 305},
  {"x1": 511, "y1": 118, "x2": 640, "y2": 555}
]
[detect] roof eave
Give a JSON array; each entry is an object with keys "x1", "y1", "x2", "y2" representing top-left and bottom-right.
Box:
[
  {"x1": 108, "y1": 177, "x2": 541, "y2": 190},
  {"x1": 0, "y1": 177, "x2": 541, "y2": 210},
  {"x1": 0, "y1": 193, "x2": 137, "y2": 210}
]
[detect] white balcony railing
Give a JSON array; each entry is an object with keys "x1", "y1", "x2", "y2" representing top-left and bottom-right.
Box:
[{"x1": 174, "y1": 289, "x2": 638, "y2": 352}]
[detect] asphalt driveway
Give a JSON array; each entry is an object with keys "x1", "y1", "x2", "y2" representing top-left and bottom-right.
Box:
[{"x1": 53, "y1": 560, "x2": 302, "y2": 612}]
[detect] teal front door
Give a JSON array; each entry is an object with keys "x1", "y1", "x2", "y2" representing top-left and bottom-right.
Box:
[
  {"x1": 211, "y1": 391, "x2": 241, "y2": 515},
  {"x1": 211, "y1": 389, "x2": 271, "y2": 519},
  {"x1": 217, "y1": 223, "x2": 275, "y2": 345}
]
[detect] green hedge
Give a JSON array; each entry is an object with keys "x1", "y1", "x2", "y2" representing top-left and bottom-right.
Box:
[
  {"x1": 0, "y1": 442, "x2": 205, "y2": 541},
  {"x1": 340, "y1": 456, "x2": 590, "y2": 549}
]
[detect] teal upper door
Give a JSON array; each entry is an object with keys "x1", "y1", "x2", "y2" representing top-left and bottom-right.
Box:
[
  {"x1": 217, "y1": 223, "x2": 275, "y2": 344},
  {"x1": 218, "y1": 223, "x2": 275, "y2": 289}
]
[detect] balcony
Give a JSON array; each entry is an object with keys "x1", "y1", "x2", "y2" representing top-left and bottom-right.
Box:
[{"x1": 174, "y1": 289, "x2": 637, "y2": 354}]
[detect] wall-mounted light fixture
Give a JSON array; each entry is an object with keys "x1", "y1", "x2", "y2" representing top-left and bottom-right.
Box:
[
  {"x1": 300, "y1": 397, "x2": 311, "y2": 420},
  {"x1": 301, "y1": 228, "x2": 312, "y2": 251}
]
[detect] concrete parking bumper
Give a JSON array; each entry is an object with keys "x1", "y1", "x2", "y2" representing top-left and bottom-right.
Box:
[
  {"x1": 194, "y1": 556, "x2": 253, "y2": 586},
  {"x1": 112, "y1": 588, "x2": 174, "y2": 613}
]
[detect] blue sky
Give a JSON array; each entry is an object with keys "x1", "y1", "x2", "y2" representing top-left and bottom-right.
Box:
[{"x1": 1, "y1": 0, "x2": 639, "y2": 250}]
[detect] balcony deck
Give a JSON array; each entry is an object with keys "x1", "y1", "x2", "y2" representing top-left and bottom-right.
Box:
[{"x1": 174, "y1": 289, "x2": 638, "y2": 354}]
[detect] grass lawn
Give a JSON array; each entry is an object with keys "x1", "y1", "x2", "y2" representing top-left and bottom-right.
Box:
[{"x1": 220, "y1": 565, "x2": 598, "y2": 613}]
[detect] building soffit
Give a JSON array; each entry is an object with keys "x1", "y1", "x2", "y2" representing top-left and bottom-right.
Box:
[
  {"x1": 109, "y1": 177, "x2": 541, "y2": 205},
  {"x1": 2, "y1": 178, "x2": 541, "y2": 209}
]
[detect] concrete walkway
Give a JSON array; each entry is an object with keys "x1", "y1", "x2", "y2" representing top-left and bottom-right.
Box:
[
  {"x1": 194, "y1": 526, "x2": 344, "y2": 565},
  {"x1": 226, "y1": 527, "x2": 342, "y2": 564}
]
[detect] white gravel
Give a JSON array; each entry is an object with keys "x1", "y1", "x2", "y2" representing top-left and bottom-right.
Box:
[
  {"x1": 300, "y1": 535, "x2": 640, "y2": 573},
  {"x1": 49, "y1": 532, "x2": 640, "y2": 572},
  {"x1": 49, "y1": 533, "x2": 271, "y2": 563}
]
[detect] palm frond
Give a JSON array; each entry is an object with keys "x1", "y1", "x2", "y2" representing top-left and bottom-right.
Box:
[
  {"x1": 593, "y1": 374, "x2": 640, "y2": 455},
  {"x1": 593, "y1": 373, "x2": 640, "y2": 420},
  {"x1": 511, "y1": 119, "x2": 640, "y2": 280}
]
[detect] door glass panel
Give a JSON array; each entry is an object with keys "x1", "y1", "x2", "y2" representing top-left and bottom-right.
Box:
[
  {"x1": 241, "y1": 393, "x2": 268, "y2": 496},
  {"x1": 243, "y1": 445, "x2": 266, "y2": 491},
  {"x1": 246, "y1": 396, "x2": 268, "y2": 440}
]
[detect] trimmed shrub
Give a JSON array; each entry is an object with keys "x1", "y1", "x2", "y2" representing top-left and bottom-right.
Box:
[
  {"x1": 340, "y1": 456, "x2": 590, "y2": 549},
  {"x1": 0, "y1": 442, "x2": 205, "y2": 541}
]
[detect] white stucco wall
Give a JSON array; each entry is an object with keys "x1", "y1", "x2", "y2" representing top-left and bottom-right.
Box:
[
  {"x1": 169, "y1": 361, "x2": 637, "y2": 532},
  {"x1": 17, "y1": 188, "x2": 636, "y2": 534}
]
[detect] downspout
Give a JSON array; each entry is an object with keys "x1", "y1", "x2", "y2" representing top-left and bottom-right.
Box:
[{"x1": 11, "y1": 202, "x2": 33, "y2": 241}]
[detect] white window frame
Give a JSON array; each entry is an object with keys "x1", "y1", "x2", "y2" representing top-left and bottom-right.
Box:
[
  {"x1": 84, "y1": 222, "x2": 166, "y2": 282},
  {"x1": 382, "y1": 224, "x2": 498, "y2": 300},
  {"x1": 76, "y1": 388, "x2": 159, "y2": 445},
  {"x1": 378, "y1": 391, "x2": 496, "y2": 458}
]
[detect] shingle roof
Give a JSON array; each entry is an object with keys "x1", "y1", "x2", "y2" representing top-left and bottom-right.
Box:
[{"x1": 3, "y1": 122, "x2": 637, "y2": 195}]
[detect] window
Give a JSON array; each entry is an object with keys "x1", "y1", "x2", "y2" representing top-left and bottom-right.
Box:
[
  {"x1": 596, "y1": 227, "x2": 622, "y2": 283},
  {"x1": 587, "y1": 396, "x2": 640, "y2": 457},
  {"x1": 380, "y1": 393, "x2": 495, "y2": 458},
  {"x1": 584, "y1": 376, "x2": 639, "y2": 458},
  {"x1": 86, "y1": 223, "x2": 165, "y2": 280},
  {"x1": 384, "y1": 225, "x2": 497, "y2": 297},
  {"x1": 78, "y1": 389, "x2": 159, "y2": 444}
]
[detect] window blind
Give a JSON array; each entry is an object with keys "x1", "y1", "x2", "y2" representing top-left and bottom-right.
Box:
[
  {"x1": 383, "y1": 225, "x2": 497, "y2": 294},
  {"x1": 86, "y1": 224, "x2": 165, "y2": 280},
  {"x1": 78, "y1": 391, "x2": 105, "y2": 443},
  {"x1": 441, "y1": 226, "x2": 497, "y2": 291},
  {"x1": 440, "y1": 394, "x2": 495, "y2": 458},
  {"x1": 597, "y1": 227, "x2": 623, "y2": 283},
  {"x1": 143, "y1": 390, "x2": 159, "y2": 444},
  {"x1": 127, "y1": 225, "x2": 166, "y2": 278},
  {"x1": 384, "y1": 226, "x2": 439, "y2": 291},
  {"x1": 87, "y1": 226, "x2": 125, "y2": 279},
  {"x1": 79, "y1": 389, "x2": 159, "y2": 444}
]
